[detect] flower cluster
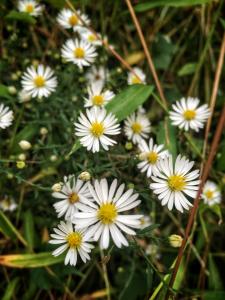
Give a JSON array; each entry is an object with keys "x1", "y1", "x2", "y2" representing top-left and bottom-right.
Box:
[{"x1": 50, "y1": 177, "x2": 142, "y2": 265}]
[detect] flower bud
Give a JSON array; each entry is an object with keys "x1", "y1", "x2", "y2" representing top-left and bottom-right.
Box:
[
  {"x1": 125, "y1": 142, "x2": 133, "y2": 150},
  {"x1": 8, "y1": 86, "x2": 17, "y2": 95},
  {"x1": 40, "y1": 127, "x2": 48, "y2": 135},
  {"x1": 16, "y1": 161, "x2": 26, "y2": 169},
  {"x1": 18, "y1": 90, "x2": 31, "y2": 103},
  {"x1": 169, "y1": 234, "x2": 183, "y2": 248},
  {"x1": 19, "y1": 140, "x2": 32, "y2": 150},
  {"x1": 18, "y1": 153, "x2": 26, "y2": 161},
  {"x1": 50, "y1": 155, "x2": 57, "y2": 162},
  {"x1": 51, "y1": 182, "x2": 63, "y2": 192},
  {"x1": 78, "y1": 171, "x2": 91, "y2": 181}
]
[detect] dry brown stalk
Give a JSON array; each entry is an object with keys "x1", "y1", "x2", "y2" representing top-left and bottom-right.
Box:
[
  {"x1": 125, "y1": 0, "x2": 168, "y2": 108},
  {"x1": 166, "y1": 105, "x2": 225, "y2": 299}
]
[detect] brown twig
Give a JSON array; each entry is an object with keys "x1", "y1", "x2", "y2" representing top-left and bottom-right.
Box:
[
  {"x1": 166, "y1": 105, "x2": 225, "y2": 299},
  {"x1": 202, "y1": 32, "x2": 225, "y2": 166},
  {"x1": 125, "y1": 0, "x2": 168, "y2": 108}
]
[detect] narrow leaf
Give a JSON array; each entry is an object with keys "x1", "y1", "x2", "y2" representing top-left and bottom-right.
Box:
[
  {"x1": 0, "y1": 211, "x2": 27, "y2": 246},
  {"x1": 24, "y1": 210, "x2": 35, "y2": 250},
  {"x1": 105, "y1": 85, "x2": 154, "y2": 122},
  {"x1": 157, "y1": 117, "x2": 177, "y2": 158},
  {"x1": 0, "y1": 252, "x2": 64, "y2": 268},
  {"x1": 0, "y1": 84, "x2": 11, "y2": 99},
  {"x1": 178, "y1": 63, "x2": 197, "y2": 76},
  {"x1": 2, "y1": 277, "x2": 19, "y2": 300},
  {"x1": 6, "y1": 10, "x2": 36, "y2": 24}
]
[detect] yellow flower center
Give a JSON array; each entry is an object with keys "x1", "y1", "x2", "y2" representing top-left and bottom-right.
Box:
[
  {"x1": 25, "y1": 4, "x2": 34, "y2": 13},
  {"x1": 98, "y1": 203, "x2": 117, "y2": 224},
  {"x1": 131, "y1": 122, "x2": 142, "y2": 134},
  {"x1": 74, "y1": 47, "x2": 85, "y2": 59},
  {"x1": 183, "y1": 110, "x2": 196, "y2": 121},
  {"x1": 90, "y1": 122, "x2": 104, "y2": 137},
  {"x1": 69, "y1": 15, "x2": 78, "y2": 26},
  {"x1": 131, "y1": 76, "x2": 141, "y2": 84},
  {"x1": 92, "y1": 95, "x2": 104, "y2": 106},
  {"x1": 67, "y1": 232, "x2": 82, "y2": 248},
  {"x1": 88, "y1": 34, "x2": 97, "y2": 42},
  {"x1": 147, "y1": 152, "x2": 158, "y2": 164},
  {"x1": 205, "y1": 190, "x2": 214, "y2": 200},
  {"x1": 168, "y1": 175, "x2": 186, "y2": 191},
  {"x1": 68, "y1": 192, "x2": 79, "y2": 204},
  {"x1": 34, "y1": 76, "x2": 45, "y2": 87}
]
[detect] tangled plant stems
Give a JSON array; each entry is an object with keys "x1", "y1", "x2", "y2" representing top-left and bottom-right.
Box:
[{"x1": 0, "y1": 0, "x2": 224, "y2": 299}]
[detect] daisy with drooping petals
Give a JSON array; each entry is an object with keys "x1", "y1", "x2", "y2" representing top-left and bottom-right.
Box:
[
  {"x1": 18, "y1": 0, "x2": 43, "y2": 16},
  {"x1": 80, "y1": 28, "x2": 102, "y2": 47},
  {"x1": 127, "y1": 67, "x2": 146, "y2": 85},
  {"x1": 57, "y1": 9, "x2": 90, "y2": 32},
  {"x1": 52, "y1": 175, "x2": 94, "y2": 220},
  {"x1": 61, "y1": 39, "x2": 97, "y2": 69},
  {"x1": 137, "y1": 138, "x2": 169, "y2": 178},
  {"x1": 49, "y1": 221, "x2": 94, "y2": 266},
  {"x1": 73, "y1": 179, "x2": 142, "y2": 249},
  {"x1": 21, "y1": 65, "x2": 57, "y2": 98},
  {"x1": 84, "y1": 83, "x2": 115, "y2": 108},
  {"x1": 0, "y1": 197, "x2": 17, "y2": 212},
  {"x1": 124, "y1": 112, "x2": 151, "y2": 144},
  {"x1": 0, "y1": 104, "x2": 13, "y2": 129},
  {"x1": 150, "y1": 154, "x2": 200, "y2": 213},
  {"x1": 201, "y1": 181, "x2": 221, "y2": 206},
  {"x1": 74, "y1": 107, "x2": 120, "y2": 153},
  {"x1": 169, "y1": 97, "x2": 210, "y2": 132},
  {"x1": 86, "y1": 66, "x2": 109, "y2": 89}
]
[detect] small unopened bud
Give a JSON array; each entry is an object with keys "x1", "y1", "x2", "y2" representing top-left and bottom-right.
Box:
[
  {"x1": 125, "y1": 142, "x2": 133, "y2": 150},
  {"x1": 8, "y1": 86, "x2": 17, "y2": 95},
  {"x1": 51, "y1": 182, "x2": 63, "y2": 192},
  {"x1": 18, "y1": 90, "x2": 31, "y2": 103},
  {"x1": 32, "y1": 59, "x2": 39, "y2": 67},
  {"x1": 50, "y1": 155, "x2": 57, "y2": 162},
  {"x1": 18, "y1": 153, "x2": 26, "y2": 161},
  {"x1": 169, "y1": 234, "x2": 183, "y2": 248},
  {"x1": 127, "y1": 183, "x2": 134, "y2": 189},
  {"x1": 16, "y1": 161, "x2": 26, "y2": 169},
  {"x1": 40, "y1": 127, "x2": 48, "y2": 135},
  {"x1": 19, "y1": 140, "x2": 32, "y2": 150},
  {"x1": 11, "y1": 73, "x2": 18, "y2": 80},
  {"x1": 78, "y1": 171, "x2": 91, "y2": 181}
]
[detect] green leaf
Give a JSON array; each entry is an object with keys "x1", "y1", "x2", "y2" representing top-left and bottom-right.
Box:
[
  {"x1": 208, "y1": 254, "x2": 224, "y2": 290},
  {"x1": 135, "y1": 0, "x2": 215, "y2": 12},
  {"x1": 173, "y1": 258, "x2": 185, "y2": 290},
  {"x1": 203, "y1": 291, "x2": 225, "y2": 300},
  {"x1": 0, "y1": 84, "x2": 11, "y2": 99},
  {"x1": 178, "y1": 63, "x2": 197, "y2": 76},
  {"x1": 157, "y1": 117, "x2": 177, "y2": 158},
  {"x1": 45, "y1": 0, "x2": 65, "y2": 9},
  {"x1": 24, "y1": 210, "x2": 35, "y2": 251},
  {"x1": 0, "y1": 252, "x2": 64, "y2": 268},
  {"x1": 6, "y1": 11, "x2": 36, "y2": 24},
  {"x1": 220, "y1": 18, "x2": 225, "y2": 29},
  {"x1": 0, "y1": 211, "x2": 27, "y2": 246},
  {"x1": 210, "y1": 204, "x2": 223, "y2": 225},
  {"x1": 2, "y1": 277, "x2": 19, "y2": 300},
  {"x1": 105, "y1": 84, "x2": 154, "y2": 122}
]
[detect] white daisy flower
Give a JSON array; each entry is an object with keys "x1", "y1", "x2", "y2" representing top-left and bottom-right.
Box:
[
  {"x1": 61, "y1": 39, "x2": 97, "y2": 69},
  {"x1": 18, "y1": 0, "x2": 43, "y2": 16},
  {"x1": 85, "y1": 66, "x2": 109, "y2": 90},
  {"x1": 169, "y1": 97, "x2": 210, "y2": 132},
  {"x1": 21, "y1": 65, "x2": 57, "y2": 98},
  {"x1": 139, "y1": 215, "x2": 151, "y2": 229},
  {"x1": 124, "y1": 112, "x2": 151, "y2": 144},
  {"x1": 0, "y1": 197, "x2": 17, "y2": 212},
  {"x1": 0, "y1": 104, "x2": 13, "y2": 129},
  {"x1": 84, "y1": 83, "x2": 115, "y2": 108},
  {"x1": 57, "y1": 9, "x2": 90, "y2": 32},
  {"x1": 80, "y1": 28, "x2": 102, "y2": 46},
  {"x1": 73, "y1": 179, "x2": 142, "y2": 249},
  {"x1": 137, "y1": 138, "x2": 169, "y2": 178},
  {"x1": 49, "y1": 221, "x2": 94, "y2": 266},
  {"x1": 202, "y1": 181, "x2": 221, "y2": 206},
  {"x1": 150, "y1": 154, "x2": 200, "y2": 213},
  {"x1": 127, "y1": 67, "x2": 146, "y2": 85},
  {"x1": 74, "y1": 107, "x2": 120, "y2": 153},
  {"x1": 52, "y1": 175, "x2": 95, "y2": 220}
]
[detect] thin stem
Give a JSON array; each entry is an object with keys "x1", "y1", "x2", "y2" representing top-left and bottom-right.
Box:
[{"x1": 100, "y1": 249, "x2": 111, "y2": 300}]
